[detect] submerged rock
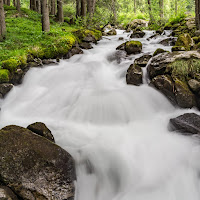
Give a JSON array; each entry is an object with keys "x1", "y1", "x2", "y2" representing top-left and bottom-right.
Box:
[
  {"x1": 79, "y1": 42, "x2": 93, "y2": 49},
  {"x1": 126, "y1": 64, "x2": 143, "y2": 86},
  {"x1": 0, "y1": 125, "x2": 76, "y2": 200},
  {"x1": 169, "y1": 113, "x2": 200, "y2": 135},
  {"x1": 134, "y1": 54, "x2": 152, "y2": 67},
  {"x1": 27, "y1": 122, "x2": 55, "y2": 142}
]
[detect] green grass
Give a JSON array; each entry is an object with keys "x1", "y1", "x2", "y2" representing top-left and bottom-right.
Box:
[
  {"x1": 169, "y1": 59, "x2": 200, "y2": 77},
  {"x1": 0, "y1": 6, "x2": 80, "y2": 65}
]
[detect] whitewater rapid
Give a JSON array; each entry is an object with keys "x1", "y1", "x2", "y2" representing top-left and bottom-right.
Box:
[{"x1": 1, "y1": 30, "x2": 200, "y2": 200}]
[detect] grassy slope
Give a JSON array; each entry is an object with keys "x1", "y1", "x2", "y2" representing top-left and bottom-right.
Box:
[{"x1": 0, "y1": 6, "x2": 79, "y2": 63}]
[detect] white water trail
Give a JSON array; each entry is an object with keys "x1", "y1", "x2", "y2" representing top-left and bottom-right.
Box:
[{"x1": 1, "y1": 30, "x2": 200, "y2": 200}]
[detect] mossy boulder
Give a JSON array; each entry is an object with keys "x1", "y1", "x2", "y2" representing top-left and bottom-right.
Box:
[
  {"x1": 0, "y1": 125, "x2": 76, "y2": 200},
  {"x1": 188, "y1": 79, "x2": 200, "y2": 92},
  {"x1": 28, "y1": 46, "x2": 45, "y2": 59},
  {"x1": 0, "y1": 69, "x2": 10, "y2": 84},
  {"x1": 125, "y1": 41, "x2": 142, "y2": 55},
  {"x1": 175, "y1": 33, "x2": 194, "y2": 51},
  {"x1": 126, "y1": 64, "x2": 143, "y2": 86},
  {"x1": 130, "y1": 30, "x2": 145, "y2": 38},
  {"x1": 2, "y1": 59, "x2": 19, "y2": 73},
  {"x1": 106, "y1": 28, "x2": 117, "y2": 36},
  {"x1": 153, "y1": 48, "x2": 168, "y2": 57},
  {"x1": 192, "y1": 36, "x2": 200, "y2": 44},
  {"x1": 173, "y1": 76, "x2": 196, "y2": 108},
  {"x1": 159, "y1": 38, "x2": 177, "y2": 46},
  {"x1": 164, "y1": 23, "x2": 172, "y2": 30}
]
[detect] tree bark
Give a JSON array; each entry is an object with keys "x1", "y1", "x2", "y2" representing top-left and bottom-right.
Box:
[
  {"x1": 16, "y1": 0, "x2": 20, "y2": 11},
  {"x1": 41, "y1": 0, "x2": 50, "y2": 31},
  {"x1": 111, "y1": 0, "x2": 117, "y2": 23},
  {"x1": 147, "y1": 0, "x2": 154, "y2": 22},
  {"x1": 159, "y1": 0, "x2": 163, "y2": 18},
  {"x1": 175, "y1": 0, "x2": 177, "y2": 15},
  {"x1": 7, "y1": 0, "x2": 10, "y2": 5},
  {"x1": 13, "y1": 0, "x2": 15, "y2": 6},
  {"x1": 57, "y1": 0, "x2": 63, "y2": 22},
  {"x1": 36, "y1": 0, "x2": 41, "y2": 13},
  {"x1": 76, "y1": 0, "x2": 80, "y2": 17},
  {"x1": 50, "y1": 0, "x2": 56, "y2": 15},
  {"x1": 80, "y1": 0, "x2": 86, "y2": 16},
  {"x1": 195, "y1": 0, "x2": 200, "y2": 29},
  {"x1": 0, "y1": 0, "x2": 6, "y2": 41},
  {"x1": 134, "y1": 0, "x2": 136, "y2": 13}
]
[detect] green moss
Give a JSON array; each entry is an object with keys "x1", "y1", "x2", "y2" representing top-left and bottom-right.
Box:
[
  {"x1": 169, "y1": 59, "x2": 200, "y2": 77},
  {"x1": 126, "y1": 41, "x2": 142, "y2": 48},
  {"x1": 192, "y1": 36, "x2": 200, "y2": 44},
  {"x1": 28, "y1": 46, "x2": 45, "y2": 59},
  {"x1": 0, "y1": 69, "x2": 10, "y2": 84},
  {"x1": 2, "y1": 59, "x2": 19, "y2": 72},
  {"x1": 175, "y1": 33, "x2": 194, "y2": 51},
  {"x1": 171, "y1": 46, "x2": 186, "y2": 52},
  {"x1": 153, "y1": 48, "x2": 168, "y2": 57}
]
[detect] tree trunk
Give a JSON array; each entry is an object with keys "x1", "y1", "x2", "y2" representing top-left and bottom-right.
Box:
[
  {"x1": 57, "y1": 0, "x2": 63, "y2": 22},
  {"x1": 16, "y1": 0, "x2": 20, "y2": 11},
  {"x1": 134, "y1": 0, "x2": 136, "y2": 13},
  {"x1": 50, "y1": 0, "x2": 56, "y2": 15},
  {"x1": 195, "y1": 0, "x2": 200, "y2": 30},
  {"x1": 147, "y1": 0, "x2": 154, "y2": 22},
  {"x1": 111, "y1": 0, "x2": 117, "y2": 23},
  {"x1": 41, "y1": 0, "x2": 50, "y2": 31},
  {"x1": 13, "y1": 0, "x2": 15, "y2": 6},
  {"x1": 159, "y1": 0, "x2": 163, "y2": 18},
  {"x1": 80, "y1": 0, "x2": 86, "y2": 17},
  {"x1": 175, "y1": 0, "x2": 177, "y2": 15},
  {"x1": 36, "y1": 0, "x2": 41, "y2": 13},
  {"x1": 76, "y1": 0, "x2": 80, "y2": 17},
  {"x1": 0, "y1": 0, "x2": 6, "y2": 41},
  {"x1": 7, "y1": 0, "x2": 10, "y2": 5}
]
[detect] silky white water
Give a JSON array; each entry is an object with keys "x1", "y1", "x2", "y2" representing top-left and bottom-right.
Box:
[{"x1": 1, "y1": 30, "x2": 200, "y2": 200}]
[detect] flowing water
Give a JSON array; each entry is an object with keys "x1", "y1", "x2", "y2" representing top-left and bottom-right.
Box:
[{"x1": 1, "y1": 30, "x2": 200, "y2": 200}]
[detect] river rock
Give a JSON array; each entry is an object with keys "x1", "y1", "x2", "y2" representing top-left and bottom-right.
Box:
[
  {"x1": 153, "y1": 48, "x2": 168, "y2": 57},
  {"x1": 173, "y1": 77, "x2": 196, "y2": 108},
  {"x1": 130, "y1": 31, "x2": 145, "y2": 38},
  {"x1": 42, "y1": 59, "x2": 57, "y2": 65},
  {"x1": 188, "y1": 79, "x2": 200, "y2": 92},
  {"x1": 11, "y1": 69, "x2": 25, "y2": 85},
  {"x1": 0, "y1": 83, "x2": 13, "y2": 98},
  {"x1": 134, "y1": 54, "x2": 152, "y2": 67},
  {"x1": 79, "y1": 42, "x2": 93, "y2": 49},
  {"x1": 169, "y1": 113, "x2": 200, "y2": 135},
  {"x1": 116, "y1": 41, "x2": 142, "y2": 55},
  {"x1": 107, "y1": 50, "x2": 126, "y2": 63},
  {"x1": 159, "y1": 37, "x2": 177, "y2": 46},
  {"x1": 127, "y1": 19, "x2": 148, "y2": 30},
  {"x1": 151, "y1": 75, "x2": 176, "y2": 104},
  {"x1": 147, "y1": 33, "x2": 160, "y2": 41},
  {"x1": 64, "y1": 47, "x2": 83, "y2": 59},
  {"x1": 27, "y1": 122, "x2": 55, "y2": 142},
  {"x1": 0, "y1": 125, "x2": 76, "y2": 200},
  {"x1": 126, "y1": 64, "x2": 143, "y2": 86},
  {"x1": 0, "y1": 186, "x2": 18, "y2": 200},
  {"x1": 106, "y1": 28, "x2": 117, "y2": 36},
  {"x1": 147, "y1": 51, "x2": 200, "y2": 79},
  {"x1": 174, "y1": 33, "x2": 194, "y2": 51}
]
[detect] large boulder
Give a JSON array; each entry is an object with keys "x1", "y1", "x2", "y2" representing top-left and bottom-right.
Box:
[
  {"x1": 126, "y1": 64, "x2": 143, "y2": 86},
  {"x1": 147, "y1": 51, "x2": 200, "y2": 109},
  {"x1": 173, "y1": 33, "x2": 194, "y2": 51},
  {"x1": 127, "y1": 19, "x2": 149, "y2": 30},
  {"x1": 153, "y1": 48, "x2": 168, "y2": 57},
  {"x1": 0, "y1": 186, "x2": 18, "y2": 200},
  {"x1": 151, "y1": 75, "x2": 176, "y2": 104},
  {"x1": 169, "y1": 113, "x2": 200, "y2": 135},
  {"x1": 106, "y1": 28, "x2": 117, "y2": 36},
  {"x1": 27, "y1": 122, "x2": 55, "y2": 142},
  {"x1": 0, "y1": 125, "x2": 76, "y2": 200},
  {"x1": 134, "y1": 54, "x2": 152, "y2": 67}
]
